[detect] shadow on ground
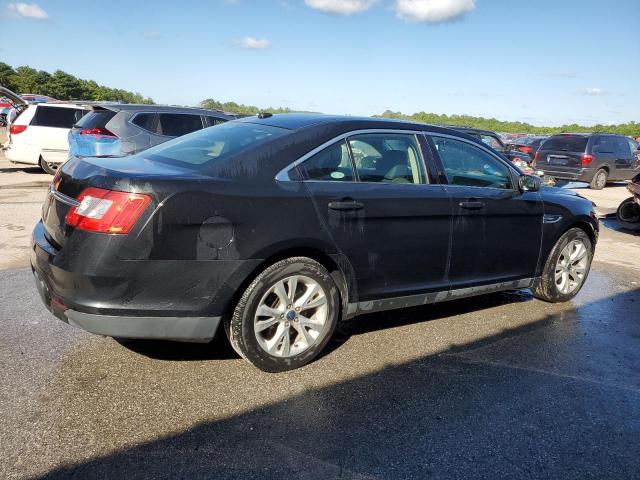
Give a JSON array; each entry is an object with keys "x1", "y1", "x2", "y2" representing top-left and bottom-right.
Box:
[{"x1": 41, "y1": 287, "x2": 640, "y2": 479}]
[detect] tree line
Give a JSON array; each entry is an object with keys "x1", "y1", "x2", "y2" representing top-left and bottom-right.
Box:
[
  {"x1": 377, "y1": 110, "x2": 640, "y2": 137},
  {"x1": 1, "y1": 63, "x2": 635, "y2": 135},
  {"x1": 199, "y1": 98, "x2": 294, "y2": 115},
  {"x1": 0, "y1": 62, "x2": 154, "y2": 104}
]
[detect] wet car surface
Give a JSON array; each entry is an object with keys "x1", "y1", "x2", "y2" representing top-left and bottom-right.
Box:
[{"x1": 2, "y1": 242, "x2": 639, "y2": 478}]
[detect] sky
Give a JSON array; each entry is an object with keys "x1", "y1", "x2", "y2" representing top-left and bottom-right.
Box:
[{"x1": 1, "y1": 0, "x2": 639, "y2": 126}]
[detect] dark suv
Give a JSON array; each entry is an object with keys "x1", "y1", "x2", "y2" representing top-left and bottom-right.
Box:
[{"x1": 534, "y1": 133, "x2": 639, "y2": 189}]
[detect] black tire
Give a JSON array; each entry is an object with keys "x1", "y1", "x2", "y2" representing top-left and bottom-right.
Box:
[
  {"x1": 39, "y1": 157, "x2": 57, "y2": 175},
  {"x1": 226, "y1": 257, "x2": 340, "y2": 372},
  {"x1": 616, "y1": 197, "x2": 640, "y2": 231},
  {"x1": 533, "y1": 227, "x2": 593, "y2": 303},
  {"x1": 589, "y1": 168, "x2": 608, "y2": 190}
]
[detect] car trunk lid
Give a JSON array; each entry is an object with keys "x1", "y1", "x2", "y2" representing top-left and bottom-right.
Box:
[{"x1": 42, "y1": 155, "x2": 201, "y2": 248}]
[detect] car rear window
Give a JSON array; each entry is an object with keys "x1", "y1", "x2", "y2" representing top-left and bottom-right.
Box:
[
  {"x1": 158, "y1": 113, "x2": 203, "y2": 137},
  {"x1": 75, "y1": 109, "x2": 116, "y2": 129},
  {"x1": 541, "y1": 135, "x2": 588, "y2": 152},
  {"x1": 31, "y1": 106, "x2": 86, "y2": 128},
  {"x1": 143, "y1": 122, "x2": 287, "y2": 169}
]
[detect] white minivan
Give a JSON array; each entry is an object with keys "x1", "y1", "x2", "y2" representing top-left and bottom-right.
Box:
[{"x1": 6, "y1": 103, "x2": 90, "y2": 174}]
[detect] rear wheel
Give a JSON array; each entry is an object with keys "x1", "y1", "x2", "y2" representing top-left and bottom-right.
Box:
[
  {"x1": 533, "y1": 227, "x2": 593, "y2": 303},
  {"x1": 227, "y1": 257, "x2": 340, "y2": 372},
  {"x1": 39, "y1": 156, "x2": 57, "y2": 175},
  {"x1": 616, "y1": 197, "x2": 640, "y2": 231},
  {"x1": 589, "y1": 168, "x2": 608, "y2": 190}
]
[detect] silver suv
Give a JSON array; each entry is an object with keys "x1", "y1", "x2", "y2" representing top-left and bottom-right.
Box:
[{"x1": 68, "y1": 104, "x2": 238, "y2": 160}]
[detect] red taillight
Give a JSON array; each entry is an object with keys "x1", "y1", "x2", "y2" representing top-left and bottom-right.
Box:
[
  {"x1": 519, "y1": 146, "x2": 533, "y2": 155},
  {"x1": 534, "y1": 151, "x2": 541, "y2": 162},
  {"x1": 581, "y1": 154, "x2": 594, "y2": 166},
  {"x1": 65, "y1": 187, "x2": 152, "y2": 234},
  {"x1": 80, "y1": 127, "x2": 116, "y2": 138},
  {"x1": 10, "y1": 124, "x2": 27, "y2": 135}
]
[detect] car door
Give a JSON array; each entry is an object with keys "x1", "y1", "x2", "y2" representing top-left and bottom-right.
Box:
[
  {"x1": 427, "y1": 134, "x2": 543, "y2": 289},
  {"x1": 611, "y1": 137, "x2": 637, "y2": 181},
  {"x1": 295, "y1": 131, "x2": 453, "y2": 302}
]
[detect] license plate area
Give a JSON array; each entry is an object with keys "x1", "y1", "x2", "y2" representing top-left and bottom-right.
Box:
[{"x1": 547, "y1": 155, "x2": 569, "y2": 165}]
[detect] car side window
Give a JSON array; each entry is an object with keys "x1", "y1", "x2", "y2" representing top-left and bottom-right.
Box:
[
  {"x1": 31, "y1": 106, "x2": 81, "y2": 128},
  {"x1": 132, "y1": 113, "x2": 157, "y2": 132},
  {"x1": 592, "y1": 136, "x2": 616, "y2": 154},
  {"x1": 206, "y1": 116, "x2": 226, "y2": 127},
  {"x1": 158, "y1": 113, "x2": 204, "y2": 137},
  {"x1": 348, "y1": 134, "x2": 426, "y2": 184},
  {"x1": 479, "y1": 134, "x2": 503, "y2": 150},
  {"x1": 432, "y1": 137, "x2": 513, "y2": 189},
  {"x1": 614, "y1": 137, "x2": 632, "y2": 157},
  {"x1": 298, "y1": 140, "x2": 355, "y2": 181}
]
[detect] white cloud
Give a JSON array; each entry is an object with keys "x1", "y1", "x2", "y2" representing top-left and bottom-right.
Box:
[
  {"x1": 581, "y1": 87, "x2": 607, "y2": 96},
  {"x1": 6, "y1": 2, "x2": 48, "y2": 19},
  {"x1": 304, "y1": 0, "x2": 375, "y2": 15},
  {"x1": 395, "y1": 0, "x2": 475, "y2": 23},
  {"x1": 239, "y1": 36, "x2": 272, "y2": 49}
]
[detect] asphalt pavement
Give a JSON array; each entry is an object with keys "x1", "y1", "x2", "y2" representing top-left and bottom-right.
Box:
[{"x1": 1, "y1": 138, "x2": 639, "y2": 479}]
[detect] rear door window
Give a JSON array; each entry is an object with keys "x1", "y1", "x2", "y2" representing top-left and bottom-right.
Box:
[
  {"x1": 31, "y1": 106, "x2": 86, "y2": 128},
  {"x1": 131, "y1": 112, "x2": 157, "y2": 132},
  {"x1": 348, "y1": 133, "x2": 426, "y2": 184},
  {"x1": 158, "y1": 113, "x2": 204, "y2": 137},
  {"x1": 542, "y1": 135, "x2": 589, "y2": 152}
]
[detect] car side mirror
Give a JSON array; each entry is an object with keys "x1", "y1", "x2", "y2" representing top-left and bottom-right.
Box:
[{"x1": 519, "y1": 174, "x2": 541, "y2": 192}]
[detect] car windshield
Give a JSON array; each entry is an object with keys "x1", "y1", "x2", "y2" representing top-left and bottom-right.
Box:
[{"x1": 142, "y1": 121, "x2": 287, "y2": 169}]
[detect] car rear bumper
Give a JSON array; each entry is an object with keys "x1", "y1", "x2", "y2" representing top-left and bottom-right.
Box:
[
  {"x1": 31, "y1": 220, "x2": 261, "y2": 342},
  {"x1": 5, "y1": 143, "x2": 40, "y2": 165},
  {"x1": 536, "y1": 166, "x2": 594, "y2": 182}
]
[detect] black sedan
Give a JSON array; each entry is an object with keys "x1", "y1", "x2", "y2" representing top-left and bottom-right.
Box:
[{"x1": 32, "y1": 114, "x2": 598, "y2": 372}]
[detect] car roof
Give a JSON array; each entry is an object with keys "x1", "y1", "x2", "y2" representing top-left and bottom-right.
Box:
[
  {"x1": 29, "y1": 102, "x2": 90, "y2": 109},
  {"x1": 84, "y1": 103, "x2": 237, "y2": 118},
  {"x1": 236, "y1": 113, "x2": 474, "y2": 137}
]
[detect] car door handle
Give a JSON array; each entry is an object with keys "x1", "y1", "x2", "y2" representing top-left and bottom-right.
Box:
[
  {"x1": 459, "y1": 200, "x2": 485, "y2": 210},
  {"x1": 328, "y1": 199, "x2": 364, "y2": 211}
]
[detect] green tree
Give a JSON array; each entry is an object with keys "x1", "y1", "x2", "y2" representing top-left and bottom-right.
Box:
[
  {"x1": 0, "y1": 62, "x2": 16, "y2": 90},
  {"x1": 10, "y1": 66, "x2": 39, "y2": 93}
]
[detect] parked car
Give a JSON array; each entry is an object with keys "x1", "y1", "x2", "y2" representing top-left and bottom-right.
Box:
[
  {"x1": 534, "y1": 133, "x2": 639, "y2": 189},
  {"x1": 5, "y1": 102, "x2": 90, "y2": 173},
  {"x1": 507, "y1": 135, "x2": 548, "y2": 158},
  {"x1": 68, "y1": 104, "x2": 237, "y2": 159},
  {"x1": 0, "y1": 101, "x2": 13, "y2": 125},
  {"x1": 21, "y1": 94, "x2": 57, "y2": 104},
  {"x1": 32, "y1": 114, "x2": 598, "y2": 372},
  {"x1": 616, "y1": 172, "x2": 640, "y2": 231},
  {"x1": 448, "y1": 127, "x2": 533, "y2": 164}
]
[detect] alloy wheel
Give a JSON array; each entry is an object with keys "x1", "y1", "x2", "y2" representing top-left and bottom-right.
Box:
[
  {"x1": 254, "y1": 275, "x2": 328, "y2": 358},
  {"x1": 554, "y1": 239, "x2": 589, "y2": 295}
]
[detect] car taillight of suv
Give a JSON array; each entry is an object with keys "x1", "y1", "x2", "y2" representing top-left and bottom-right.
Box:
[{"x1": 581, "y1": 154, "x2": 595, "y2": 166}]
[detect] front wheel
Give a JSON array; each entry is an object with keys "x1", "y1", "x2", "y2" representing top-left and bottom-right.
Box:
[
  {"x1": 616, "y1": 197, "x2": 640, "y2": 231},
  {"x1": 227, "y1": 257, "x2": 340, "y2": 372},
  {"x1": 533, "y1": 228, "x2": 593, "y2": 303}
]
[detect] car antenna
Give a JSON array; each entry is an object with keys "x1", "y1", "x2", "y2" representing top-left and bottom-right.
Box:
[{"x1": 257, "y1": 111, "x2": 273, "y2": 119}]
